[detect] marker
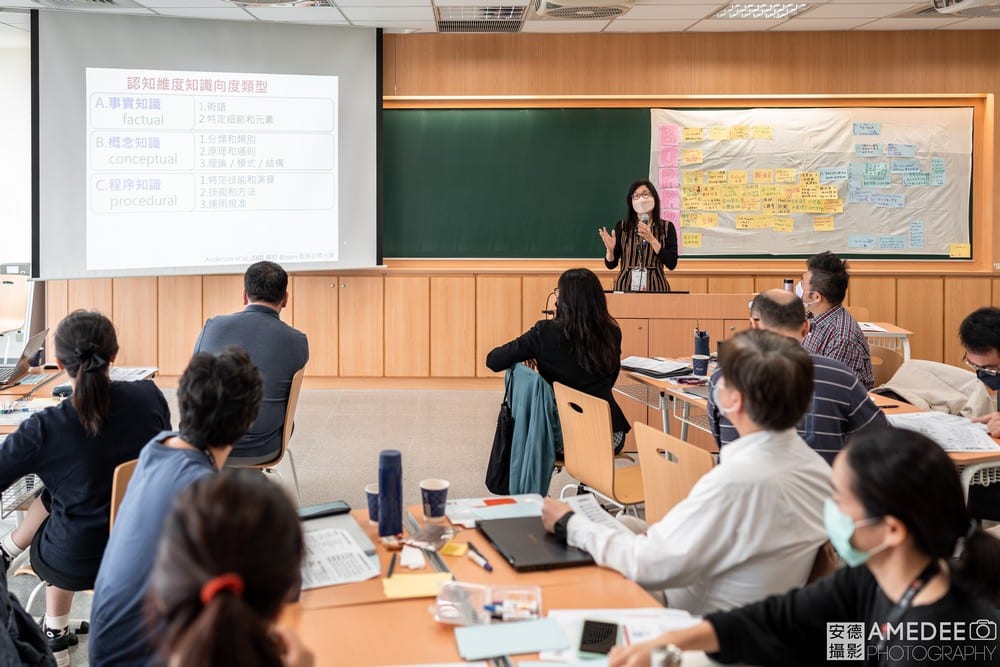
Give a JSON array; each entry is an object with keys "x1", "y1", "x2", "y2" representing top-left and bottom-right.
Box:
[
  {"x1": 880, "y1": 404, "x2": 900, "y2": 409},
  {"x1": 467, "y1": 549, "x2": 493, "y2": 572},
  {"x1": 387, "y1": 553, "x2": 397, "y2": 578}
]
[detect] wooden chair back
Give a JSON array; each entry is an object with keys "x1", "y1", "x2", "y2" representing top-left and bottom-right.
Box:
[
  {"x1": 251, "y1": 367, "x2": 305, "y2": 469},
  {"x1": 870, "y1": 346, "x2": 903, "y2": 386},
  {"x1": 553, "y1": 382, "x2": 618, "y2": 498},
  {"x1": 634, "y1": 422, "x2": 715, "y2": 523},
  {"x1": 110, "y1": 459, "x2": 138, "y2": 533}
]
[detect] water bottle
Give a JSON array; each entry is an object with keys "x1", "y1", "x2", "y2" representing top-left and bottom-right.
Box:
[
  {"x1": 783, "y1": 278, "x2": 795, "y2": 292},
  {"x1": 377, "y1": 450, "x2": 403, "y2": 537}
]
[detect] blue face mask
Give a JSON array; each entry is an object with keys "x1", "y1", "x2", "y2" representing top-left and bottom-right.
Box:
[{"x1": 823, "y1": 498, "x2": 886, "y2": 567}]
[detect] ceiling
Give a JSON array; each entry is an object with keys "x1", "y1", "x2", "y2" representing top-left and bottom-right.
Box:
[{"x1": 0, "y1": 0, "x2": 998, "y2": 37}]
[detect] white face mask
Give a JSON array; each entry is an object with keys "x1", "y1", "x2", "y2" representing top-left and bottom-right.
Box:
[
  {"x1": 633, "y1": 198, "x2": 655, "y2": 215},
  {"x1": 711, "y1": 382, "x2": 737, "y2": 416},
  {"x1": 794, "y1": 281, "x2": 804, "y2": 298}
]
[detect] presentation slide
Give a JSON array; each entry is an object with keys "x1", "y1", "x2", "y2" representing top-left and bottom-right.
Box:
[{"x1": 86, "y1": 68, "x2": 338, "y2": 271}]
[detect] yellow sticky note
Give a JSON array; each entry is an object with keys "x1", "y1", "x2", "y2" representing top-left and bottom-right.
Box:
[
  {"x1": 730, "y1": 125, "x2": 750, "y2": 140},
  {"x1": 822, "y1": 200, "x2": 844, "y2": 214},
  {"x1": 757, "y1": 216, "x2": 777, "y2": 229},
  {"x1": 752, "y1": 125, "x2": 774, "y2": 140},
  {"x1": 382, "y1": 573, "x2": 453, "y2": 599},
  {"x1": 773, "y1": 218, "x2": 795, "y2": 233},
  {"x1": 735, "y1": 215, "x2": 757, "y2": 230},
  {"x1": 701, "y1": 196, "x2": 722, "y2": 210},
  {"x1": 682, "y1": 232, "x2": 702, "y2": 248},
  {"x1": 681, "y1": 212, "x2": 700, "y2": 227},
  {"x1": 728, "y1": 171, "x2": 748, "y2": 185},
  {"x1": 681, "y1": 149, "x2": 704, "y2": 165},
  {"x1": 753, "y1": 169, "x2": 774, "y2": 184},
  {"x1": 776, "y1": 169, "x2": 797, "y2": 183},
  {"x1": 699, "y1": 213, "x2": 719, "y2": 228},
  {"x1": 814, "y1": 217, "x2": 835, "y2": 231},
  {"x1": 709, "y1": 126, "x2": 731, "y2": 141},
  {"x1": 800, "y1": 186, "x2": 819, "y2": 199},
  {"x1": 707, "y1": 170, "x2": 728, "y2": 184},
  {"x1": 799, "y1": 172, "x2": 819, "y2": 186},
  {"x1": 683, "y1": 128, "x2": 704, "y2": 142},
  {"x1": 817, "y1": 185, "x2": 839, "y2": 200},
  {"x1": 741, "y1": 197, "x2": 761, "y2": 211},
  {"x1": 949, "y1": 243, "x2": 972, "y2": 258},
  {"x1": 682, "y1": 170, "x2": 703, "y2": 185},
  {"x1": 440, "y1": 541, "x2": 469, "y2": 557},
  {"x1": 775, "y1": 201, "x2": 791, "y2": 215}
]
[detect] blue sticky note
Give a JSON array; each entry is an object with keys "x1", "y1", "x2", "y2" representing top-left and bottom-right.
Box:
[
  {"x1": 910, "y1": 221, "x2": 925, "y2": 249},
  {"x1": 819, "y1": 167, "x2": 849, "y2": 183},
  {"x1": 848, "y1": 235, "x2": 878, "y2": 250},
  {"x1": 891, "y1": 160, "x2": 922, "y2": 174},
  {"x1": 878, "y1": 236, "x2": 906, "y2": 250},
  {"x1": 902, "y1": 173, "x2": 930, "y2": 186},
  {"x1": 853, "y1": 122, "x2": 881, "y2": 136},
  {"x1": 455, "y1": 618, "x2": 570, "y2": 660},
  {"x1": 855, "y1": 143, "x2": 883, "y2": 158},
  {"x1": 930, "y1": 157, "x2": 946, "y2": 186},
  {"x1": 848, "y1": 188, "x2": 876, "y2": 204},
  {"x1": 887, "y1": 143, "x2": 917, "y2": 158},
  {"x1": 863, "y1": 174, "x2": 891, "y2": 188},
  {"x1": 874, "y1": 194, "x2": 906, "y2": 208}
]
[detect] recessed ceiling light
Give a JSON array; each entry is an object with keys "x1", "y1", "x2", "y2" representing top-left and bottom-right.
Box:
[{"x1": 710, "y1": 3, "x2": 809, "y2": 20}]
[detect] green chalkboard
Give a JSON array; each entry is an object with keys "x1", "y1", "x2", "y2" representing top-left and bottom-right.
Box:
[{"x1": 383, "y1": 108, "x2": 649, "y2": 258}]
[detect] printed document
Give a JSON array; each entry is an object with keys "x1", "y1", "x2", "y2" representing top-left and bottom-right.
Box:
[
  {"x1": 300, "y1": 527, "x2": 380, "y2": 590},
  {"x1": 887, "y1": 412, "x2": 1000, "y2": 452}
]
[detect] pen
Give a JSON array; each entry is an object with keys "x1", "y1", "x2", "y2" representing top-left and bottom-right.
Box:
[
  {"x1": 387, "y1": 553, "x2": 397, "y2": 578},
  {"x1": 467, "y1": 549, "x2": 493, "y2": 572},
  {"x1": 880, "y1": 404, "x2": 900, "y2": 409}
]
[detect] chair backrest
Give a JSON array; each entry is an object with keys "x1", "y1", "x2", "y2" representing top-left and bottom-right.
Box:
[
  {"x1": 110, "y1": 458, "x2": 138, "y2": 533},
  {"x1": 553, "y1": 382, "x2": 617, "y2": 497},
  {"x1": 870, "y1": 346, "x2": 903, "y2": 387},
  {"x1": 634, "y1": 422, "x2": 715, "y2": 523},
  {"x1": 807, "y1": 541, "x2": 841, "y2": 582},
  {"x1": 0, "y1": 274, "x2": 29, "y2": 332},
  {"x1": 845, "y1": 305, "x2": 869, "y2": 321}
]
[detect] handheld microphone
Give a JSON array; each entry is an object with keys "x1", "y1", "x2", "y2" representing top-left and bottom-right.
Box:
[
  {"x1": 639, "y1": 214, "x2": 649, "y2": 251},
  {"x1": 541, "y1": 290, "x2": 556, "y2": 317}
]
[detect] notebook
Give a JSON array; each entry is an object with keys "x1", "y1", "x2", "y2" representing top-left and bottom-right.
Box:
[
  {"x1": 0, "y1": 330, "x2": 49, "y2": 389},
  {"x1": 477, "y1": 516, "x2": 594, "y2": 572}
]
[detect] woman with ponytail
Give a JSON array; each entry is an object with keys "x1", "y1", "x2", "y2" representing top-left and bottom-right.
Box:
[
  {"x1": 0, "y1": 310, "x2": 170, "y2": 664},
  {"x1": 148, "y1": 470, "x2": 313, "y2": 667},
  {"x1": 609, "y1": 426, "x2": 1000, "y2": 667}
]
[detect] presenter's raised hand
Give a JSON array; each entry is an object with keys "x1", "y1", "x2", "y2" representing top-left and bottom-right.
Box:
[{"x1": 599, "y1": 227, "x2": 617, "y2": 257}]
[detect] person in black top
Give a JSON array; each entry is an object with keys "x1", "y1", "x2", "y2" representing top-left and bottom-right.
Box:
[
  {"x1": 486, "y1": 268, "x2": 629, "y2": 451},
  {"x1": 0, "y1": 311, "x2": 170, "y2": 664},
  {"x1": 599, "y1": 179, "x2": 678, "y2": 293},
  {"x1": 608, "y1": 427, "x2": 1000, "y2": 667}
]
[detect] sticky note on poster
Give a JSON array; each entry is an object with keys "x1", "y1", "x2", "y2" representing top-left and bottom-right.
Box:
[
  {"x1": 816, "y1": 185, "x2": 839, "y2": 200},
  {"x1": 682, "y1": 170, "x2": 702, "y2": 185},
  {"x1": 659, "y1": 146, "x2": 679, "y2": 166},
  {"x1": 855, "y1": 144, "x2": 883, "y2": 158},
  {"x1": 753, "y1": 169, "x2": 773, "y2": 183},
  {"x1": 775, "y1": 168, "x2": 797, "y2": 183},
  {"x1": 949, "y1": 243, "x2": 971, "y2": 258},
  {"x1": 814, "y1": 217, "x2": 835, "y2": 231},
  {"x1": 874, "y1": 194, "x2": 906, "y2": 208},
  {"x1": 902, "y1": 173, "x2": 930, "y2": 186},
  {"x1": 683, "y1": 128, "x2": 705, "y2": 142},
  {"x1": 853, "y1": 122, "x2": 881, "y2": 136},
  {"x1": 772, "y1": 218, "x2": 794, "y2": 233},
  {"x1": 681, "y1": 212, "x2": 699, "y2": 227},
  {"x1": 819, "y1": 167, "x2": 848, "y2": 183},
  {"x1": 730, "y1": 125, "x2": 750, "y2": 140},
  {"x1": 848, "y1": 235, "x2": 878, "y2": 250},
  {"x1": 681, "y1": 149, "x2": 704, "y2": 165},
  {"x1": 661, "y1": 189, "x2": 681, "y2": 210},
  {"x1": 659, "y1": 167, "x2": 680, "y2": 189},
  {"x1": 699, "y1": 213, "x2": 719, "y2": 227},
  {"x1": 751, "y1": 125, "x2": 773, "y2": 140},
  {"x1": 728, "y1": 171, "x2": 748, "y2": 185},
  {"x1": 682, "y1": 232, "x2": 702, "y2": 248},
  {"x1": 909, "y1": 221, "x2": 925, "y2": 249},
  {"x1": 878, "y1": 236, "x2": 906, "y2": 251},
  {"x1": 891, "y1": 160, "x2": 921, "y2": 174},
  {"x1": 709, "y1": 126, "x2": 731, "y2": 141},
  {"x1": 707, "y1": 170, "x2": 728, "y2": 184},
  {"x1": 931, "y1": 157, "x2": 946, "y2": 186},
  {"x1": 887, "y1": 143, "x2": 917, "y2": 158},
  {"x1": 659, "y1": 124, "x2": 680, "y2": 146}
]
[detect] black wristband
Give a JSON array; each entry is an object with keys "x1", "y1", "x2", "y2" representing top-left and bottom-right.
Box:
[{"x1": 554, "y1": 511, "x2": 575, "y2": 545}]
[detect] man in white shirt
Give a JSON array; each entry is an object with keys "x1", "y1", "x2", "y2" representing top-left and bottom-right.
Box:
[{"x1": 541, "y1": 329, "x2": 832, "y2": 615}]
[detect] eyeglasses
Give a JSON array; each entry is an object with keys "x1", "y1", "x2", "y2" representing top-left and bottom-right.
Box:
[
  {"x1": 631, "y1": 192, "x2": 653, "y2": 200},
  {"x1": 963, "y1": 353, "x2": 1000, "y2": 376}
]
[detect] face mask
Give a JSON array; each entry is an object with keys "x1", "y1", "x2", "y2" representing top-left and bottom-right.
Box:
[
  {"x1": 823, "y1": 498, "x2": 886, "y2": 567},
  {"x1": 633, "y1": 198, "x2": 655, "y2": 215},
  {"x1": 794, "y1": 281, "x2": 804, "y2": 298},
  {"x1": 711, "y1": 382, "x2": 737, "y2": 416},
  {"x1": 976, "y1": 370, "x2": 1000, "y2": 391}
]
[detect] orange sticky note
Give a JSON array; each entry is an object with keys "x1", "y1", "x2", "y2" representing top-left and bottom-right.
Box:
[{"x1": 814, "y1": 217, "x2": 835, "y2": 231}]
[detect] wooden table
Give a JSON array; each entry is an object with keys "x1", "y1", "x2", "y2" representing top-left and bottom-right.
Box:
[
  {"x1": 283, "y1": 508, "x2": 667, "y2": 666},
  {"x1": 859, "y1": 322, "x2": 914, "y2": 362}
]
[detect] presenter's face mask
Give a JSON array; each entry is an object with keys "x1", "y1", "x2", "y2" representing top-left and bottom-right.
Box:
[
  {"x1": 823, "y1": 498, "x2": 887, "y2": 567},
  {"x1": 632, "y1": 190, "x2": 655, "y2": 215}
]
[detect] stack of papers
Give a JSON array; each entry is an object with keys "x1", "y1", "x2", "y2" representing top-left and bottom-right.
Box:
[
  {"x1": 445, "y1": 494, "x2": 543, "y2": 528},
  {"x1": 621, "y1": 357, "x2": 691, "y2": 378},
  {"x1": 887, "y1": 412, "x2": 1000, "y2": 452},
  {"x1": 300, "y1": 528, "x2": 381, "y2": 590}
]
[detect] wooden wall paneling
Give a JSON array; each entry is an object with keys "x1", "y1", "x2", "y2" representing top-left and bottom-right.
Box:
[
  {"x1": 848, "y1": 277, "x2": 896, "y2": 323},
  {"x1": 111, "y1": 277, "x2": 158, "y2": 366},
  {"x1": 895, "y1": 277, "x2": 944, "y2": 363},
  {"x1": 44, "y1": 281, "x2": 68, "y2": 362},
  {"x1": 339, "y1": 276, "x2": 384, "y2": 377},
  {"x1": 994, "y1": 279, "x2": 1000, "y2": 307},
  {"x1": 707, "y1": 276, "x2": 755, "y2": 295},
  {"x1": 648, "y1": 318, "x2": 723, "y2": 359},
  {"x1": 430, "y1": 276, "x2": 476, "y2": 377},
  {"x1": 385, "y1": 276, "x2": 430, "y2": 377},
  {"x1": 943, "y1": 277, "x2": 994, "y2": 367},
  {"x1": 723, "y1": 319, "x2": 750, "y2": 342},
  {"x1": 292, "y1": 276, "x2": 339, "y2": 377},
  {"x1": 754, "y1": 275, "x2": 792, "y2": 294},
  {"x1": 522, "y1": 275, "x2": 558, "y2": 330},
  {"x1": 666, "y1": 275, "x2": 707, "y2": 294},
  {"x1": 202, "y1": 275, "x2": 244, "y2": 322},
  {"x1": 618, "y1": 318, "x2": 648, "y2": 359},
  {"x1": 67, "y1": 279, "x2": 113, "y2": 316},
  {"x1": 476, "y1": 276, "x2": 522, "y2": 377},
  {"x1": 157, "y1": 276, "x2": 203, "y2": 376}
]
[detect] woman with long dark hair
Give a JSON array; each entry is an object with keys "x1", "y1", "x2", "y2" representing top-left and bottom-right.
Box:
[
  {"x1": 486, "y1": 268, "x2": 629, "y2": 450},
  {"x1": 147, "y1": 470, "x2": 312, "y2": 667},
  {"x1": 608, "y1": 426, "x2": 1000, "y2": 667},
  {"x1": 599, "y1": 179, "x2": 678, "y2": 293},
  {"x1": 0, "y1": 310, "x2": 170, "y2": 664}
]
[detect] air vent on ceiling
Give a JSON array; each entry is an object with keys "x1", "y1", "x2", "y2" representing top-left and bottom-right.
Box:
[
  {"x1": 435, "y1": 6, "x2": 527, "y2": 32},
  {"x1": 533, "y1": 0, "x2": 633, "y2": 19},
  {"x1": 227, "y1": 0, "x2": 335, "y2": 6},
  {"x1": 32, "y1": 0, "x2": 142, "y2": 8},
  {"x1": 932, "y1": 0, "x2": 1000, "y2": 17}
]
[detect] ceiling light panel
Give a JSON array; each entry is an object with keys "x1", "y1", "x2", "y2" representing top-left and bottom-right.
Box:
[{"x1": 711, "y1": 3, "x2": 809, "y2": 19}]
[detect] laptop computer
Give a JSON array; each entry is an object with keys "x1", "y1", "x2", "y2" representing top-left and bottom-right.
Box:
[
  {"x1": 477, "y1": 516, "x2": 594, "y2": 572},
  {"x1": 0, "y1": 329, "x2": 49, "y2": 389}
]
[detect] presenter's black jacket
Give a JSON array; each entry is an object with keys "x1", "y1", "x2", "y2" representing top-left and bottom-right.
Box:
[
  {"x1": 604, "y1": 218, "x2": 678, "y2": 293},
  {"x1": 0, "y1": 380, "x2": 170, "y2": 590},
  {"x1": 705, "y1": 564, "x2": 1000, "y2": 666},
  {"x1": 486, "y1": 318, "x2": 630, "y2": 434}
]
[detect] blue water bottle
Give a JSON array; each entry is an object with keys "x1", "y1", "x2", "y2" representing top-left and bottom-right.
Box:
[{"x1": 377, "y1": 450, "x2": 403, "y2": 538}]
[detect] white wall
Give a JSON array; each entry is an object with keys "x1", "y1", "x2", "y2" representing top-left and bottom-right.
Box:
[{"x1": 0, "y1": 26, "x2": 31, "y2": 265}]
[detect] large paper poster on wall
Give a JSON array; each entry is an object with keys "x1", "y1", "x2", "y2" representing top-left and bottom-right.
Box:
[{"x1": 649, "y1": 107, "x2": 973, "y2": 258}]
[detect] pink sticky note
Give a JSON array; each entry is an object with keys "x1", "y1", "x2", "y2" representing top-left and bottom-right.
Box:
[
  {"x1": 659, "y1": 146, "x2": 679, "y2": 166},
  {"x1": 659, "y1": 167, "x2": 680, "y2": 190},
  {"x1": 661, "y1": 189, "x2": 681, "y2": 211},
  {"x1": 662, "y1": 209, "x2": 680, "y2": 226},
  {"x1": 659, "y1": 124, "x2": 680, "y2": 146}
]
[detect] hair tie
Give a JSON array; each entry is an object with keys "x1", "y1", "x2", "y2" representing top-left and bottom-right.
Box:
[{"x1": 199, "y1": 573, "x2": 244, "y2": 606}]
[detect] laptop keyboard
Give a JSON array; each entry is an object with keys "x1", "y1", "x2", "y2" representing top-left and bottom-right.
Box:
[{"x1": 0, "y1": 367, "x2": 15, "y2": 384}]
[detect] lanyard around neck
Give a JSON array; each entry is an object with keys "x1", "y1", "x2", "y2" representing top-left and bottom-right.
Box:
[{"x1": 875, "y1": 560, "x2": 940, "y2": 653}]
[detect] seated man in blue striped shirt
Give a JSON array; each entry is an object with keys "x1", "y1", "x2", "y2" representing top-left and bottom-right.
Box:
[{"x1": 708, "y1": 289, "x2": 886, "y2": 462}]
